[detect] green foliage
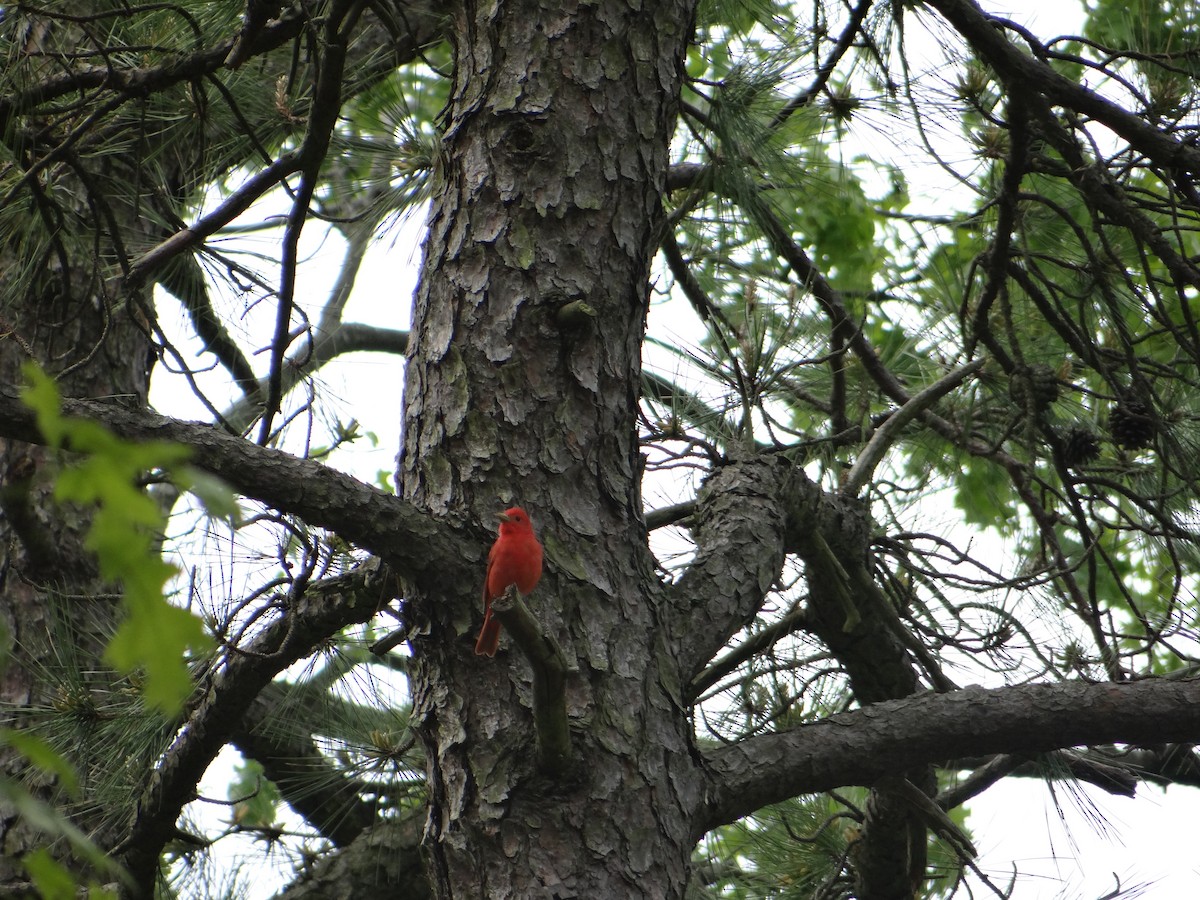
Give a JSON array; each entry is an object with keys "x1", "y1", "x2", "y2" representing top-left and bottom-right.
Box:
[
  {"x1": 20, "y1": 364, "x2": 213, "y2": 714},
  {"x1": 228, "y1": 759, "x2": 281, "y2": 830},
  {"x1": 1084, "y1": 0, "x2": 1200, "y2": 66},
  {"x1": 696, "y1": 0, "x2": 790, "y2": 33},
  {"x1": 336, "y1": 57, "x2": 451, "y2": 220},
  {"x1": 0, "y1": 731, "x2": 122, "y2": 895},
  {"x1": 696, "y1": 791, "x2": 970, "y2": 899},
  {"x1": 22, "y1": 850, "x2": 79, "y2": 900}
]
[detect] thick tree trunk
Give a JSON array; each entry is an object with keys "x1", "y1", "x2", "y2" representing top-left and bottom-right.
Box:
[
  {"x1": 0, "y1": 220, "x2": 155, "y2": 885},
  {"x1": 398, "y1": 1, "x2": 701, "y2": 895}
]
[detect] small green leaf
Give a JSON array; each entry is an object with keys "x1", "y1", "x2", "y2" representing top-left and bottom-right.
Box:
[
  {"x1": 23, "y1": 850, "x2": 76, "y2": 900},
  {"x1": 104, "y1": 593, "x2": 211, "y2": 713},
  {"x1": 0, "y1": 730, "x2": 80, "y2": 796},
  {"x1": 19, "y1": 363, "x2": 67, "y2": 446},
  {"x1": 177, "y1": 466, "x2": 242, "y2": 522}
]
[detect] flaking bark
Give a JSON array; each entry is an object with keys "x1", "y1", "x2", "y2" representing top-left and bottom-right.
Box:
[{"x1": 396, "y1": 1, "x2": 702, "y2": 896}]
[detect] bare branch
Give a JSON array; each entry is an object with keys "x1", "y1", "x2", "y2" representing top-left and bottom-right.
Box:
[
  {"x1": 260, "y1": 1, "x2": 363, "y2": 444},
  {"x1": 840, "y1": 358, "x2": 986, "y2": 497}
]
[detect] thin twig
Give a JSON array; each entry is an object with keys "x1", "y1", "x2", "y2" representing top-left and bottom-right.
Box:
[{"x1": 840, "y1": 358, "x2": 986, "y2": 497}]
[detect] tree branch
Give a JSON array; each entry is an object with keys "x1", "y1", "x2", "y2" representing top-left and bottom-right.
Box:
[
  {"x1": 937, "y1": 749, "x2": 1140, "y2": 811},
  {"x1": 923, "y1": 0, "x2": 1200, "y2": 177},
  {"x1": 0, "y1": 389, "x2": 465, "y2": 589},
  {"x1": 259, "y1": 0, "x2": 361, "y2": 444},
  {"x1": 688, "y1": 604, "x2": 809, "y2": 702},
  {"x1": 223, "y1": 323, "x2": 409, "y2": 434},
  {"x1": 269, "y1": 816, "x2": 430, "y2": 900},
  {"x1": 671, "y1": 456, "x2": 793, "y2": 677},
  {"x1": 840, "y1": 359, "x2": 987, "y2": 497},
  {"x1": 0, "y1": 12, "x2": 307, "y2": 128},
  {"x1": 700, "y1": 678, "x2": 1200, "y2": 834},
  {"x1": 490, "y1": 585, "x2": 573, "y2": 776},
  {"x1": 126, "y1": 152, "x2": 306, "y2": 290},
  {"x1": 118, "y1": 562, "x2": 397, "y2": 893}
]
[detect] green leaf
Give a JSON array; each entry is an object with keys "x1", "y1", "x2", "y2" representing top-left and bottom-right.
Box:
[
  {"x1": 19, "y1": 362, "x2": 212, "y2": 714},
  {"x1": 177, "y1": 466, "x2": 242, "y2": 522},
  {"x1": 228, "y1": 758, "x2": 281, "y2": 829},
  {"x1": 0, "y1": 779, "x2": 117, "y2": 877},
  {"x1": 954, "y1": 455, "x2": 1017, "y2": 528},
  {"x1": 0, "y1": 730, "x2": 80, "y2": 796},
  {"x1": 19, "y1": 363, "x2": 67, "y2": 446},
  {"x1": 104, "y1": 590, "x2": 211, "y2": 713},
  {"x1": 23, "y1": 850, "x2": 77, "y2": 900}
]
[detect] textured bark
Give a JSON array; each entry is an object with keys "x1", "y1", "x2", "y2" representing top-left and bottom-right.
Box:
[
  {"x1": 397, "y1": 0, "x2": 700, "y2": 896},
  {"x1": 702, "y1": 678, "x2": 1200, "y2": 828},
  {"x1": 269, "y1": 818, "x2": 430, "y2": 900}
]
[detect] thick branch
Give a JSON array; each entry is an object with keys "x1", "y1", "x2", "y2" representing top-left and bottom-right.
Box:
[
  {"x1": 269, "y1": 816, "x2": 430, "y2": 900},
  {"x1": 0, "y1": 389, "x2": 464, "y2": 588},
  {"x1": 700, "y1": 678, "x2": 1200, "y2": 834},
  {"x1": 923, "y1": 0, "x2": 1200, "y2": 177},
  {"x1": 671, "y1": 456, "x2": 793, "y2": 677},
  {"x1": 791, "y1": 485, "x2": 940, "y2": 895},
  {"x1": 490, "y1": 585, "x2": 573, "y2": 776},
  {"x1": 159, "y1": 254, "x2": 261, "y2": 400}
]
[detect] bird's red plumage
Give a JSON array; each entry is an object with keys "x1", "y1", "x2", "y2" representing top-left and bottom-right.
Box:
[{"x1": 475, "y1": 507, "x2": 543, "y2": 656}]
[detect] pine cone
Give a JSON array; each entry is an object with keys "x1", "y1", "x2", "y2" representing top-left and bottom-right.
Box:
[
  {"x1": 1061, "y1": 426, "x2": 1101, "y2": 467},
  {"x1": 1009, "y1": 363, "x2": 1060, "y2": 411},
  {"x1": 1109, "y1": 399, "x2": 1156, "y2": 450}
]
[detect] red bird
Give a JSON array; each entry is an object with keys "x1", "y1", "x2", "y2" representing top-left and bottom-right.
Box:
[{"x1": 475, "y1": 506, "x2": 544, "y2": 657}]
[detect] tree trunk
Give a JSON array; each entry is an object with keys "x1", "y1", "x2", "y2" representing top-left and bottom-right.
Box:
[
  {"x1": 0, "y1": 10, "x2": 164, "y2": 884},
  {"x1": 0, "y1": 189, "x2": 155, "y2": 885},
  {"x1": 398, "y1": 1, "x2": 701, "y2": 895}
]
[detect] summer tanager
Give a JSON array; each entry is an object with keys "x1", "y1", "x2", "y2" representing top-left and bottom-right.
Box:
[{"x1": 475, "y1": 506, "x2": 543, "y2": 657}]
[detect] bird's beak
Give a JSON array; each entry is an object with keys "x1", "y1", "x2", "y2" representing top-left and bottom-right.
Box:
[{"x1": 495, "y1": 511, "x2": 514, "y2": 523}]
